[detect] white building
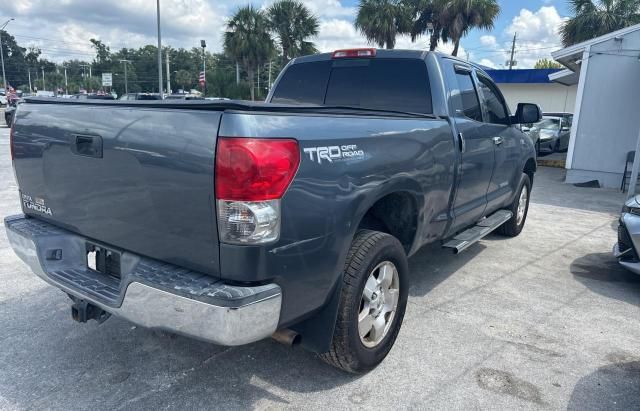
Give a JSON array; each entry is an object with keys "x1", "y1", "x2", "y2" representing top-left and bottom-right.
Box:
[
  {"x1": 551, "y1": 24, "x2": 640, "y2": 188},
  {"x1": 486, "y1": 69, "x2": 577, "y2": 114}
]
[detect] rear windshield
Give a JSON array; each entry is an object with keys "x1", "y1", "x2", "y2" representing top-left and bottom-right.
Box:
[{"x1": 271, "y1": 58, "x2": 432, "y2": 114}]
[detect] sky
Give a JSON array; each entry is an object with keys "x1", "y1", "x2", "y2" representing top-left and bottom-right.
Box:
[{"x1": 0, "y1": 0, "x2": 572, "y2": 69}]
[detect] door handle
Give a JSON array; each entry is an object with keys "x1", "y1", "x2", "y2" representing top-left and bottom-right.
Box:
[
  {"x1": 492, "y1": 136, "x2": 504, "y2": 146},
  {"x1": 458, "y1": 132, "x2": 466, "y2": 153}
]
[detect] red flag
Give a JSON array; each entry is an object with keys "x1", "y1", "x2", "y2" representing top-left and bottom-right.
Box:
[{"x1": 199, "y1": 71, "x2": 205, "y2": 87}]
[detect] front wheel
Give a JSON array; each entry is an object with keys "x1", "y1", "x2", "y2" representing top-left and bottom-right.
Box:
[
  {"x1": 320, "y1": 230, "x2": 409, "y2": 373},
  {"x1": 497, "y1": 173, "x2": 531, "y2": 237}
]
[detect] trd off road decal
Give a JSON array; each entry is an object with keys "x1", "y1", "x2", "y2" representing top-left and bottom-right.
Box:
[{"x1": 303, "y1": 144, "x2": 365, "y2": 164}]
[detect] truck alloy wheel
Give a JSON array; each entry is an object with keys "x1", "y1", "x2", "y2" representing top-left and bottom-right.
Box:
[
  {"x1": 320, "y1": 230, "x2": 408, "y2": 373},
  {"x1": 498, "y1": 173, "x2": 532, "y2": 237},
  {"x1": 358, "y1": 261, "x2": 400, "y2": 348},
  {"x1": 516, "y1": 186, "x2": 528, "y2": 226}
]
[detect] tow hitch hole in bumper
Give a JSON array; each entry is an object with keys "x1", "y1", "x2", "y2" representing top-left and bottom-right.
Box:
[{"x1": 70, "y1": 297, "x2": 111, "y2": 324}]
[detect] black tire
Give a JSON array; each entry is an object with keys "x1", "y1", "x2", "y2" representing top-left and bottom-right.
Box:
[
  {"x1": 497, "y1": 173, "x2": 531, "y2": 237},
  {"x1": 319, "y1": 230, "x2": 409, "y2": 373}
]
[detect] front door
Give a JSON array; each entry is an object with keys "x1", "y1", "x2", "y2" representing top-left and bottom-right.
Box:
[
  {"x1": 475, "y1": 73, "x2": 521, "y2": 213},
  {"x1": 446, "y1": 62, "x2": 495, "y2": 233}
]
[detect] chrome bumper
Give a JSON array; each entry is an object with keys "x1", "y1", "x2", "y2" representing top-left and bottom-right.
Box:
[{"x1": 5, "y1": 215, "x2": 282, "y2": 346}]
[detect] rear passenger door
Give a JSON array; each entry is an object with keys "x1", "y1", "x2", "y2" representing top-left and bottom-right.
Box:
[
  {"x1": 475, "y1": 73, "x2": 520, "y2": 213},
  {"x1": 446, "y1": 62, "x2": 494, "y2": 232}
]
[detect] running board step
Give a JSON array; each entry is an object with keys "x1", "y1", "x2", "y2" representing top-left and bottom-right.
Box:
[{"x1": 443, "y1": 210, "x2": 513, "y2": 254}]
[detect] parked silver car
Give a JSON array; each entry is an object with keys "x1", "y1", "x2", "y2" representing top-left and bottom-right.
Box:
[
  {"x1": 613, "y1": 195, "x2": 640, "y2": 274},
  {"x1": 528, "y1": 112, "x2": 573, "y2": 153}
]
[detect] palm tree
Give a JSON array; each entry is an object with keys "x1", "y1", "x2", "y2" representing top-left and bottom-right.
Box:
[
  {"x1": 224, "y1": 6, "x2": 275, "y2": 100},
  {"x1": 404, "y1": 0, "x2": 446, "y2": 51},
  {"x1": 355, "y1": 0, "x2": 412, "y2": 49},
  {"x1": 440, "y1": 0, "x2": 500, "y2": 56},
  {"x1": 561, "y1": 0, "x2": 640, "y2": 47},
  {"x1": 267, "y1": 0, "x2": 320, "y2": 66}
]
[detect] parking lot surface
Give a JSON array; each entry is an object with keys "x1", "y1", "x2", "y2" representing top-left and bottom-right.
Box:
[{"x1": 0, "y1": 124, "x2": 639, "y2": 410}]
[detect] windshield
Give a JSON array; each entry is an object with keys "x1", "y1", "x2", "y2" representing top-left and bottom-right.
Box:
[{"x1": 535, "y1": 118, "x2": 560, "y2": 131}]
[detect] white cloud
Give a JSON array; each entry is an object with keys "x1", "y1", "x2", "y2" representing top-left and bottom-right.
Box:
[
  {"x1": 480, "y1": 35, "x2": 497, "y2": 47},
  {"x1": 478, "y1": 58, "x2": 498, "y2": 69},
  {"x1": 470, "y1": 6, "x2": 567, "y2": 69},
  {"x1": 503, "y1": 6, "x2": 567, "y2": 68}
]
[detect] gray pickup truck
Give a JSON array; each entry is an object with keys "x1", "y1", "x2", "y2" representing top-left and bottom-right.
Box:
[{"x1": 6, "y1": 49, "x2": 540, "y2": 373}]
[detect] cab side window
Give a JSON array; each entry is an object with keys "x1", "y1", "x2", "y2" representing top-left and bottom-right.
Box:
[
  {"x1": 477, "y1": 75, "x2": 510, "y2": 125},
  {"x1": 453, "y1": 72, "x2": 482, "y2": 122}
]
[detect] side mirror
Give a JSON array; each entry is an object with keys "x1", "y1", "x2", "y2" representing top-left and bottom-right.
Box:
[
  {"x1": 513, "y1": 103, "x2": 542, "y2": 124},
  {"x1": 561, "y1": 126, "x2": 571, "y2": 132}
]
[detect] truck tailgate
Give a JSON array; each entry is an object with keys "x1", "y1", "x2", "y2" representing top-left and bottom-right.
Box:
[{"x1": 12, "y1": 103, "x2": 221, "y2": 276}]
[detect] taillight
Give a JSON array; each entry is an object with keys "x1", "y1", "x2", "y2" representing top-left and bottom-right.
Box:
[
  {"x1": 332, "y1": 48, "x2": 376, "y2": 58},
  {"x1": 215, "y1": 137, "x2": 299, "y2": 244}
]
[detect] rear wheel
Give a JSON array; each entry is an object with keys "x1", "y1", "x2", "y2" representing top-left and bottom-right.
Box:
[
  {"x1": 320, "y1": 230, "x2": 408, "y2": 373},
  {"x1": 497, "y1": 174, "x2": 531, "y2": 237}
]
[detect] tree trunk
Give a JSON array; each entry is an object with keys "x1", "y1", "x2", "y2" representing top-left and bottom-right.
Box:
[
  {"x1": 248, "y1": 68, "x2": 255, "y2": 101},
  {"x1": 429, "y1": 32, "x2": 439, "y2": 51},
  {"x1": 452, "y1": 39, "x2": 460, "y2": 56}
]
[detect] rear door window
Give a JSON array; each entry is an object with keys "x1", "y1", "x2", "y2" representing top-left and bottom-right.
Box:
[
  {"x1": 452, "y1": 71, "x2": 482, "y2": 122},
  {"x1": 271, "y1": 58, "x2": 432, "y2": 114}
]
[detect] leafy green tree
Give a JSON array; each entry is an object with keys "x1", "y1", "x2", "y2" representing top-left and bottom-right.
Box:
[
  {"x1": 534, "y1": 58, "x2": 563, "y2": 69},
  {"x1": 224, "y1": 6, "x2": 276, "y2": 100},
  {"x1": 404, "y1": 0, "x2": 446, "y2": 51},
  {"x1": 175, "y1": 69, "x2": 193, "y2": 91},
  {"x1": 561, "y1": 0, "x2": 640, "y2": 47},
  {"x1": 267, "y1": 0, "x2": 319, "y2": 65},
  {"x1": 403, "y1": 0, "x2": 499, "y2": 55},
  {"x1": 355, "y1": 0, "x2": 411, "y2": 49},
  {"x1": 439, "y1": 0, "x2": 500, "y2": 56}
]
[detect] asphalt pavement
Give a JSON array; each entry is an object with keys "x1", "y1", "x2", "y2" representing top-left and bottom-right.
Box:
[{"x1": 0, "y1": 124, "x2": 638, "y2": 410}]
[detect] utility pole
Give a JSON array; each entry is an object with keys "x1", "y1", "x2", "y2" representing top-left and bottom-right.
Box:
[
  {"x1": 0, "y1": 18, "x2": 15, "y2": 93},
  {"x1": 268, "y1": 60, "x2": 272, "y2": 91},
  {"x1": 120, "y1": 59, "x2": 130, "y2": 95},
  {"x1": 156, "y1": 0, "x2": 164, "y2": 98},
  {"x1": 89, "y1": 65, "x2": 92, "y2": 78},
  {"x1": 236, "y1": 62, "x2": 240, "y2": 85},
  {"x1": 41, "y1": 66, "x2": 45, "y2": 91},
  {"x1": 508, "y1": 33, "x2": 517, "y2": 70},
  {"x1": 165, "y1": 49, "x2": 170, "y2": 94},
  {"x1": 28, "y1": 70, "x2": 32, "y2": 93},
  {"x1": 80, "y1": 64, "x2": 88, "y2": 78},
  {"x1": 63, "y1": 65, "x2": 68, "y2": 93}
]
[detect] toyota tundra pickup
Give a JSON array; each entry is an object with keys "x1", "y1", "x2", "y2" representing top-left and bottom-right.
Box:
[{"x1": 6, "y1": 49, "x2": 540, "y2": 373}]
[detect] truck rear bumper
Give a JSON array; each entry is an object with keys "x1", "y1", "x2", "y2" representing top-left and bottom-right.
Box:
[{"x1": 5, "y1": 215, "x2": 282, "y2": 346}]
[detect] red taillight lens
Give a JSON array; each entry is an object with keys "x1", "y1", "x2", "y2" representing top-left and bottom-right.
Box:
[
  {"x1": 332, "y1": 48, "x2": 376, "y2": 58},
  {"x1": 215, "y1": 137, "x2": 300, "y2": 201}
]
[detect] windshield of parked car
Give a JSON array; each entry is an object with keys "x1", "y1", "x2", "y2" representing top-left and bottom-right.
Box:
[
  {"x1": 271, "y1": 58, "x2": 433, "y2": 114},
  {"x1": 535, "y1": 117, "x2": 561, "y2": 131}
]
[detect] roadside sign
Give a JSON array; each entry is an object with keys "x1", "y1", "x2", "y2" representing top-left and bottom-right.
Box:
[{"x1": 102, "y1": 73, "x2": 113, "y2": 87}]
